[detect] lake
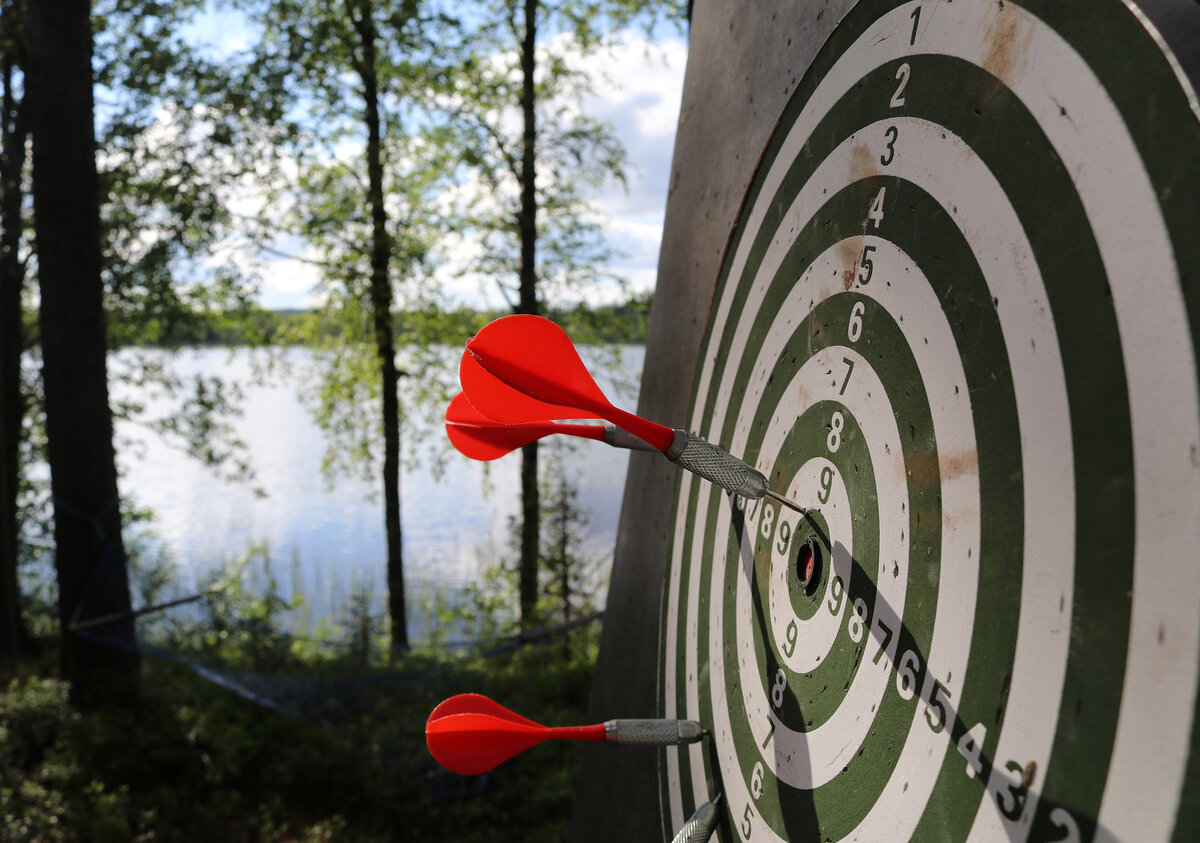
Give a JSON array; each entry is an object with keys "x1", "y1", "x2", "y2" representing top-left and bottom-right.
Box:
[{"x1": 108, "y1": 345, "x2": 644, "y2": 643}]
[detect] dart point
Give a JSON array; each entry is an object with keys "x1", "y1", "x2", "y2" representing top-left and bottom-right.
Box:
[{"x1": 764, "y1": 488, "x2": 806, "y2": 514}]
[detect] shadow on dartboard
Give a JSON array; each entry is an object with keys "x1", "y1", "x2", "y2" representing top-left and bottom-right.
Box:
[{"x1": 721, "y1": 499, "x2": 1122, "y2": 843}]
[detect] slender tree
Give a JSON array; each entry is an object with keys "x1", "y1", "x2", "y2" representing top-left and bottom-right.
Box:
[
  {"x1": 234, "y1": 0, "x2": 457, "y2": 655},
  {"x1": 516, "y1": 0, "x2": 541, "y2": 629},
  {"x1": 0, "y1": 361, "x2": 12, "y2": 661},
  {"x1": 25, "y1": 0, "x2": 138, "y2": 704},
  {"x1": 448, "y1": 0, "x2": 682, "y2": 628},
  {"x1": 0, "y1": 0, "x2": 25, "y2": 661},
  {"x1": 354, "y1": 0, "x2": 407, "y2": 653}
]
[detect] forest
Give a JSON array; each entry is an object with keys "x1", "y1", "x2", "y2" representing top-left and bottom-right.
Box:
[{"x1": 0, "y1": 0, "x2": 685, "y2": 839}]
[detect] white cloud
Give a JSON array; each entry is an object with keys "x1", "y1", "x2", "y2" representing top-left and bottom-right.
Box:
[{"x1": 576, "y1": 34, "x2": 686, "y2": 298}]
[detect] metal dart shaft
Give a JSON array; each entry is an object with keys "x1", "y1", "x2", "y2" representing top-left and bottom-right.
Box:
[
  {"x1": 665, "y1": 429, "x2": 805, "y2": 512},
  {"x1": 603, "y1": 424, "x2": 659, "y2": 452},
  {"x1": 670, "y1": 793, "x2": 722, "y2": 843},
  {"x1": 604, "y1": 718, "x2": 706, "y2": 745}
]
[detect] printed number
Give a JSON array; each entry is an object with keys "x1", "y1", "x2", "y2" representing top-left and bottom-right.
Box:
[
  {"x1": 848, "y1": 300, "x2": 865, "y2": 342},
  {"x1": 909, "y1": 6, "x2": 920, "y2": 45},
  {"x1": 848, "y1": 597, "x2": 868, "y2": 643},
  {"x1": 760, "y1": 715, "x2": 776, "y2": 749},
  {"x1": 742, "y1": 804, "x2": 755, "y2": 839},
  {"x1": 994, "y1": 760, "x2": 1028, "y2": 821},
  {"x1": 896, "y1": 650, "x2": 920, "y2": 700},
  {"x1": 783, "y1": 618, "x2": 798, "y2": 657},
  {"x1": 868, "y1": 186, "x2": 886, "y2": 228},
  {"x1": 818, "y1": 465, "x2": 834, "y2": 503},
  {"x1": 880, "y1": 125, "x2": 898, "y2": 166},
  {"x1": 827, "y1": 575, "x2": 845, "y2": 616},
  {"x1": 857, "y1": 245, "x2": 875, "y2": 285},
  {"x1": 776, "y1": 520, "x2": 792, "y2": 554},
  {"x1": 750, "y1": 761, "x2": 765, "y2": 799},
  {"x1": 924, "y1": 678, "x2": 951, "y2": 733},
  {"x1": 840, "y1": 357, "x2": 855, "y2": 396},
  {"x1": 759, "y1": 503, "x2": 776, "y2": 540},
  {"x1": 827, "y1": 411, "x2": 845, "y2": 453},
  {"x1": 1048, "y1": 807, "x2": 1081, "y2": 843},
  {"x1": 891, "y1": 62, "x2": 910, "y2": 108},
  {"x1": 957, "y1": 722, "x2": 988, "y2": 779},
  {"x1": 771, "y1": 668, "x2": 786, "y2": 708},
  {"x1": 871, "y1": 617, "x2": 893, "y2": 666}
]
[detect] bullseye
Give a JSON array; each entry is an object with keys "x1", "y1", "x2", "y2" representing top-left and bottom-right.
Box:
[{"x1": 797, "y1": 536, "x2": 820, "y2": 596}]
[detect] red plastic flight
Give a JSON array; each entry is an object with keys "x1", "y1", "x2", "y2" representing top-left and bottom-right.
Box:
[
  {"x1": 445, "y1": 392, "x2": 607, "y2": 461},
  {"x1": 460, "y1": 346, "x2": 602, "y2": 425},
  {"x1": 461, "y1": 315, "x2": 675, "y2": 452},
  {"x1": 426, "y1": 693, "x2": 605, "y2": 775}
]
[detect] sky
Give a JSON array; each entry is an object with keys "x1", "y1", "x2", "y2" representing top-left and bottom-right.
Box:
[{"x1": 182, "y1": 13, "x2": 689, "y2": 312}]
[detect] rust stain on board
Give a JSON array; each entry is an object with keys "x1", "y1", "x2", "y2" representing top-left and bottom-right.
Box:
[
  {"x1": 844, "y1": 139, "x2": 878, "y2": 287},
  {"x1": 906, "y1": 448, "x2": 979, "y2": 490},
  {"x1": 982, "y1": 4, "x2": 1035, "y2": 89},
  {"x1": 850, "y1": 138, "x2": 875, "y2": 183},
  {"x1": 941, "y1": 449, "x2": 979, "y2": 481},
  {"x1": 839, "y1": 235, "x2": 860, "y2": 290}
]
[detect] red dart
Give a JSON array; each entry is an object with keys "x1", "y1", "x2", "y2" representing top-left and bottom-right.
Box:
[
  {"x1": 445, "y1": 392, "x2": 607, "y2": 461},
  {"x1": 460, "y1": 315, "x2": 806, "y2": 511},
  {"x1": 426, "y1": 693, "x2": 605, "y2": 775},
  {"x1": 426, "y1": 693, "x2": 706, "y2": 776},
  {"x1": 461, "y1": 315, "x2": 675, "y2": 452}
]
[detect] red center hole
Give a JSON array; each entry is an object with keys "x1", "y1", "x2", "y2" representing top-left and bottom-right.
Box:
[{"x1": 797, "y1": 538, "x2": 821, "y2": 596}]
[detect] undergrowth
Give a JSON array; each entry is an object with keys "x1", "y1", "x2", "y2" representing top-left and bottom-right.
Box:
[{"x1": 0, "y1": 635, "x2": 597, "y2": 842}]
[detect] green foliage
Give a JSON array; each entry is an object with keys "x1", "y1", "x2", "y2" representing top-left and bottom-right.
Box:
[
  {"x1": 441, "y1": 1, "x2": 684, "y2": 310},
  {"x1": 0, "y1": 620, "x2": 599, "y2": 840},
  {"x1": 552, "y1": 289, "x2": 653, "y2": 344},
  {"x1": 93, "y1": 0, "x2": 270, "y2": 351},
  {"x1": 437, "y1": 444, "x2": 604, "y2": 660},
  {"x1": 104, "y1": 294, "x2": 654, "y2": 348}
]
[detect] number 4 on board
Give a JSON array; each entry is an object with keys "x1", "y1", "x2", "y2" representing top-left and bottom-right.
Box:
[
  {"x1": 957, "y1": 721, "x2": 987, "y2": 779},
  {"x1": 867, "y1": 187, "x2": 886, "y2": 228}
]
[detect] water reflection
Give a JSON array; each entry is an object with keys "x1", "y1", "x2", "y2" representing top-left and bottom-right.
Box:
[{"x1": 109, "y1": 345, "x2": 643, "y2": 639}]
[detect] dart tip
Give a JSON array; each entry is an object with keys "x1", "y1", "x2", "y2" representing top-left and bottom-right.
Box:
[
  {"x1": 764, "y1": 489, "x2": 806, "y2": 514},
  {"x1": 712, "y1": 793, "x2": 723, "y2": 807}
]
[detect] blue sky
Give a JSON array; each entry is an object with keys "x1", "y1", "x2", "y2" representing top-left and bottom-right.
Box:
[{"x1": 182, "y1": 11, "x2": 688, "y2": 311}]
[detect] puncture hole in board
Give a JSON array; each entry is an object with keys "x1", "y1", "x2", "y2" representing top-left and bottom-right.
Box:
[{"x1": 797, "y1": 536, "x2": 822, "y2": 596}]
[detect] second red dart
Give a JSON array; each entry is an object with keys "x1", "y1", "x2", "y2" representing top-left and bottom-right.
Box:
[{"x1": 426, "y1": 693, "x2": 706, "y2": 776}]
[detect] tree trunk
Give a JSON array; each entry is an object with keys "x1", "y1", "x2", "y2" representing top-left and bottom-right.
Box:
[
  {"x1": 516, "y1": 0, "x2": 539, "y2": 629},
  {"x1": 25, "y1": 0, "x2": 138, "y2": 705},
  {"x1": 557, "y1": 482, "x2": 570, "y2": 661},
  {"x1": 0, "y1": 29, "x2": 26, "y2": 661},
  {"x1": 351, "y1": 0, "x2": 407, "y2": 655},
  {"x1": 0, "y1": 343, "x2": 13, "y2": 663}
]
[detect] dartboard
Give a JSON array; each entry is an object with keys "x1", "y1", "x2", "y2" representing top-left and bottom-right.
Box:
[{"x1": 658, "y1": 1, "x2": 1200, "y2": 841}]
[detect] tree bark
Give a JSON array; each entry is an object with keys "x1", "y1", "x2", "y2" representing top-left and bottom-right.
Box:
[
  {"x1": 0, "y1": 28, "x2": 26, "y2": 661},
  {"x1": 350, "y1": 0, "x2": 407, "y2": 655},
  {"x1": 0, "y1": 338, "x2": 13, "y2": 662},
  {"x1": 25, "y1": 0, "x2": 138, "y2": 705},
  {"x1": 516, "y1": 0, "x2": 539, "y2": 629}
]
